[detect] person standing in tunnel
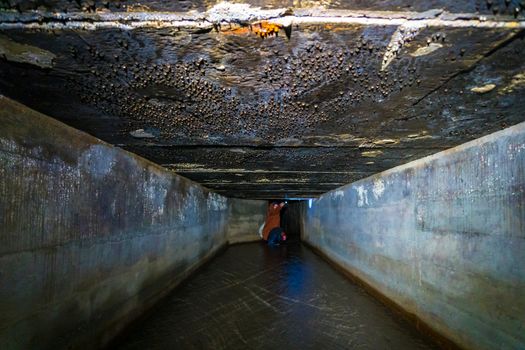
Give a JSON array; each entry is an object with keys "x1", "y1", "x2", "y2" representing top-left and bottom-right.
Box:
[{"x1": 262, "y1": 201, "x2": 287, "y2": 245}]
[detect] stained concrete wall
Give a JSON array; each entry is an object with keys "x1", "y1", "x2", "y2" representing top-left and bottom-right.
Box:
[
  {"x1": 0, "y1": 96, "x2": 265, "y2": 349},
  {"x1": 302, "y1": 122, "x2": 525, "y2": 350},
  {"x1": 226, "y1": 199, "x2": 266, "y2": 244}
]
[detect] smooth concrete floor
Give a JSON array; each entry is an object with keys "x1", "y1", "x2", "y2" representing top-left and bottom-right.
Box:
[{"x1": 112, "y1": 242, "x2": 439, "y2": 350}]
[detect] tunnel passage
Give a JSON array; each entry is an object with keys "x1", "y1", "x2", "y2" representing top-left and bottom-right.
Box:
[
  {"x1": 0, "y1": 1, "x2": 524, "y2": 350},
  {"x1": 110, "y1": 243, "x2": 439, "y2": 350}
]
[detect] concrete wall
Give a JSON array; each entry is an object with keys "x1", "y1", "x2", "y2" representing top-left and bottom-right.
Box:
[
  {"x1": 226, "y1": 199, "x2": 266, "y2": 244},
  {"x1": 302, "y1": 122, "x2": 525, "y2": 350},
  {"x1": 0, "y1": 96, "x2": 264, "y2": 349}
]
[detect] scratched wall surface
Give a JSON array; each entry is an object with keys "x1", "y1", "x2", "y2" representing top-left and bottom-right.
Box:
[
  {"x1": 302, "y1": 122, "x2": 525, "y2": 350},
  {"x1": 0, "y1": 95, "x2": 265, "y2": 350}
]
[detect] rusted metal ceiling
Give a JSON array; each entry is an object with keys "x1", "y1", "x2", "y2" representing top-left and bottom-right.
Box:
[{"x1": 1, "y1": 1, "x2": 524, "y2": 199}]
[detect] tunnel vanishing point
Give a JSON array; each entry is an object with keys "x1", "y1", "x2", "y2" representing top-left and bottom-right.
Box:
[{"x1": 0, "y1": 0, "x2": 524, "y2": 349}]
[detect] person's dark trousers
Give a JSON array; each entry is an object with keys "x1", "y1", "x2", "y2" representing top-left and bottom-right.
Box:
[{"x1": 267, "y1": 227, "x2": 283, "y2": 245}]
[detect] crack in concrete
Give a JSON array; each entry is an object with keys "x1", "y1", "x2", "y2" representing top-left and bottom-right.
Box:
[{"x1": 411, "y1": 28, "x2": 525, "y2": 107}]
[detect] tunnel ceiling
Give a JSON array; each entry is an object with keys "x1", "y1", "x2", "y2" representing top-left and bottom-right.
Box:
[{"x1": 1, "y1": 1, "x2": 524, "y2": 199}]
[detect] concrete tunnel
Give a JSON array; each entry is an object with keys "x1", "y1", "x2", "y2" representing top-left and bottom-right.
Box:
[{"x1": 0, "y1": 0, "x2": 524, "y2": 349}]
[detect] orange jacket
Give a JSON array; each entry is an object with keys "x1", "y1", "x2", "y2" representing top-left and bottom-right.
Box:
[{"x1": 262, "y1": 203, "x2": 284, "y2": 240}]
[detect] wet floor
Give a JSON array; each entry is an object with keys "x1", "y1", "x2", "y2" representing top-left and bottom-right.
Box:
[{"x1": 112, "y1": 242, "x2": 438, "y2": 350}]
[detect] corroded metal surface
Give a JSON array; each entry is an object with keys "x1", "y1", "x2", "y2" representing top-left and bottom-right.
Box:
[
  {"x1": 111, "y1": 242, "x2": 440, "y2": 350},
  {"x1": 0, "y1": 2, "x2": 524, "y2": 198}
]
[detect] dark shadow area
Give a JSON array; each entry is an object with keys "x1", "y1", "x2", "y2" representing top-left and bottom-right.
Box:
[
  {"x1": 109, "y1": 243, "x2": 439, "y2": 350},
  {"x1": 280, "y1": 200, "x2": 303, "y2": 243}
]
